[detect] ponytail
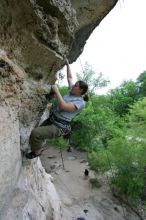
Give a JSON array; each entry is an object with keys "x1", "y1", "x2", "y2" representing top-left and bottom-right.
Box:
[{"x1": 83, "y1": 93, "x2": 89, "y2": 102}]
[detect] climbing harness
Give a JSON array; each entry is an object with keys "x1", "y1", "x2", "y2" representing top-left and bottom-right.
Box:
[{"x1": 50, "y1": 111, "x2": 71, "y2": 136}]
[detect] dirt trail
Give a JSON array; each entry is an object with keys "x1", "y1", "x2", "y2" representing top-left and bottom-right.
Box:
[{"x1": 40, "y1": 147, "x2": 139, "y2": 220}]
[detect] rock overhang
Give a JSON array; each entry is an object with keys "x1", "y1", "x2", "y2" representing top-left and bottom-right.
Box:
[{"x1": 0, "y1": 0, "x2": 118, "y2": 82}]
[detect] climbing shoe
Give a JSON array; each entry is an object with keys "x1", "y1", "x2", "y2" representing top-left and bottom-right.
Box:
[{"x1": 25, "y1": 151, "x2": 39, "y2": 159}]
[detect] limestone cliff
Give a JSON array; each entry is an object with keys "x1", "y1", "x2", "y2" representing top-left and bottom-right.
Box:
[{"x1": 0, "y1": 0, "x2": 118, "y2": 219}]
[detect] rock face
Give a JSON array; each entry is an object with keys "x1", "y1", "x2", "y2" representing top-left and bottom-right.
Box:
[
  {"x1": 0, "y1": 0, "x2": 118, "y2": 219},
  {"x1": 0, "y1": 0, "x2": 118, "y2": 80},
  {"x1": 0, "y1": 158, "x2": 63, "y2": 220}
]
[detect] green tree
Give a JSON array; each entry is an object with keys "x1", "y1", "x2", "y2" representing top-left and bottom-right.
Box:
[
  {"x1": 88, "y1": 97, "x2": 146, "y2": 201},
  {"x1": 127, "y1": 97, "x2": 146, "y2": 139},
  {"x1": 71, "y1": 94, "x2": 120, "y2": 151},
  {"x1": 109, "y1": 80, "x2": 139, "y2": 116},
  {"x1": 76, "y1": 62, "x2": 110, "y2": 94},
  {"x1": 136, "y1": 70, "x2": 146, "y2": 97}
]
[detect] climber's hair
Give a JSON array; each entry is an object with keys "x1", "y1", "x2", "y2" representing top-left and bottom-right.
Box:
[
  {"x1": 78, "y1": 80, "x2": 89, "y2": 102},
  {"x1": 82, "y1": 93, "x2": 89, "y2": 102}
]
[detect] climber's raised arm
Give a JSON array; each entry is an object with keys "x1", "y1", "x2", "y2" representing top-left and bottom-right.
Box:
[{"x1": 65, "y1": 58, "x2": 73, "y2": 88}]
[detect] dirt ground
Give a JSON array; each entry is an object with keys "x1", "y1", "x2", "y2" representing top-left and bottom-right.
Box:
[
  {"x1": 40, "y1": 147, "x2": 96, "y2": 219},
  {"x1": 40, "y1": 146, "x2": 141, "y2": 220}
]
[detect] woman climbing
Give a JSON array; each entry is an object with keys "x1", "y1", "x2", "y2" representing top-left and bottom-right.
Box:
[{"x1": 26, "y1": 58, "x2": 88, "y2": 159}]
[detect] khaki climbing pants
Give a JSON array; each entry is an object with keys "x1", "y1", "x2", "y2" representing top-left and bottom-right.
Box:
[{"x1": 29, "y1": 119, "x2": 61, "y2": 152}]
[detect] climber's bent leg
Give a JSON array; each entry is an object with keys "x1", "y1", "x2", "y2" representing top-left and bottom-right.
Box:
[{"x1": 26, "y1": 124, "x2": 60, "y2": 159}]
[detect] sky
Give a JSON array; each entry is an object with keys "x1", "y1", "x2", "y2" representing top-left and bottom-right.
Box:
[{"x1": 62, "y1": 0, "x2": 146, "y2": 94}]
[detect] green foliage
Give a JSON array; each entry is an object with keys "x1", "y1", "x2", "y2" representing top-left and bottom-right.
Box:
[
  {"x1": 90, "y1": 95, "x2": 124, "y2": 140},
  {"x1": 56, "y1": 136, "x2": 68, "y2": 150},
  {"x1": 59, "y1": 86, "x2": 68, "y2": 96},
  {"x1": 88, "y1": 149, "x2": 111, "y2": 172},
  {"x1": 71, "y1": 100, "x2": 97, "y2": 151},
  {"x1": 108, "y1": 137, "x2": 146, "y2": 199},
  {"x1": 88, "y1": 98, "x2": 146, "y2": 201},
  {"x1": 136, "y1": 70, "x2": 146, "y2": 97},
  {"x1": 48, "y1": 136, "x2": 68, "y2": 151},
  {"x1": 109, "y1": 80, "x2": 139, "y2": 116},
  {"x1": 127, "y1": 97, "x2": 146, "y2": 138},
  {"x1": 71, "y1": 94, "x2": 122, "y2": 151}
]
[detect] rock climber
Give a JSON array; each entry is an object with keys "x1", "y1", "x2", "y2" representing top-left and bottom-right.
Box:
[{"x1": 26, "y1": 58, "x2": 88, "y2": 159}]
